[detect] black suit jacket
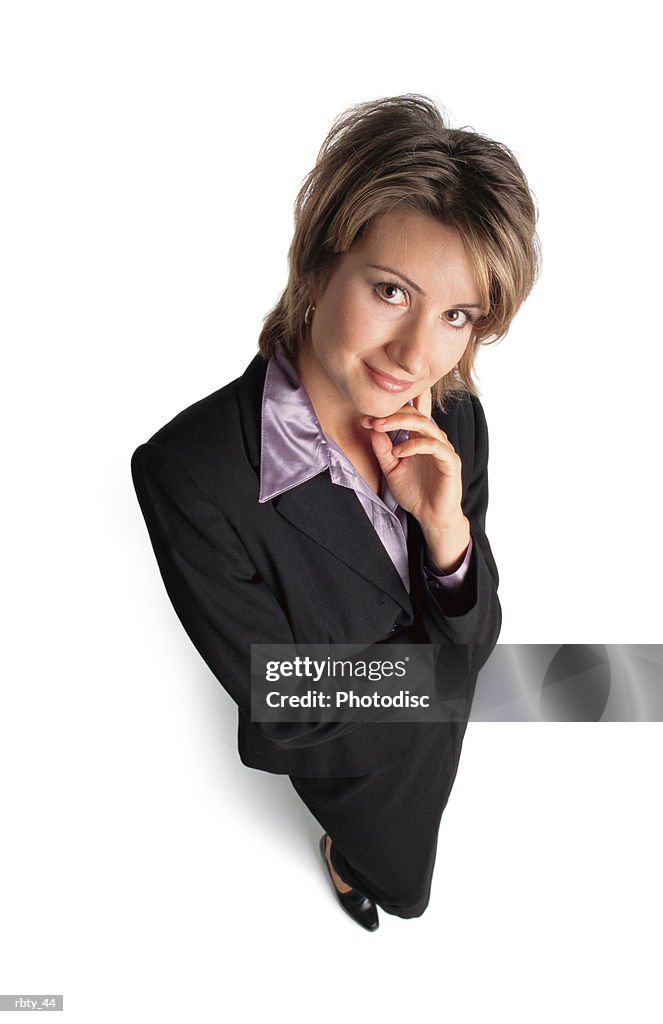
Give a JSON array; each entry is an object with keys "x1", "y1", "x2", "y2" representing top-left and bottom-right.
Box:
[{"x1": 131, "y1": 352, "x2": 501, "y2": 776}]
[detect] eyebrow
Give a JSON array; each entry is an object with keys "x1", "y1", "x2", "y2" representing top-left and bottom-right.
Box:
[{"x1": 367, "y1": 264, "x2": 483, "y2": 308}]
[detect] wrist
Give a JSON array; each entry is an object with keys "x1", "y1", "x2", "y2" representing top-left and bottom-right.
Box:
[{"x1": 421, "y1": 513, "x2": 471, "y2": 573}]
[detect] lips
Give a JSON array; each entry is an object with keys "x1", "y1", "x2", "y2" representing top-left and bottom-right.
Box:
[{"x1": 364, "y1": 362, "x2": 415, "y2": 393}]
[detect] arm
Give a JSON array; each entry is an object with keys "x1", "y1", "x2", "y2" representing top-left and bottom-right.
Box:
[
  {"x1": 417, "y1": 394, "x2": 502, "y2": 674},
  {"x1": 131, "y1": 441, "x2": 373, "y2": 750},
  {"x1": 423, "y1": 536, "x2": 473, "y2": 585}
]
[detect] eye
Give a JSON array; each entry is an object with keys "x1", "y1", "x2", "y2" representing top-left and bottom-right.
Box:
[
  {"x1": 374, "y1": 281, "x2": 409, "y2": 306},
  {"x1": 444, "y1": 309, "x2": 471, "y2": 330}
]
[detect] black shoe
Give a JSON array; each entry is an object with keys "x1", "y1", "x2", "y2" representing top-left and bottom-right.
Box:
[{"x1": 319, "y1": 834, "x2": 379, "y2": 931}]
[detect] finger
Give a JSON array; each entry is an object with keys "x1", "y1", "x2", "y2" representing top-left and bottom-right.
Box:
[
  {"x1": 368, "y1": 426, "x2": 401, "y2": 474},
  {"x1": 362, "y1": 411, "x2": 450, "y2": 443},
  {"x1": 391, "y1": 437, "x2": 462, "y2": 468}
]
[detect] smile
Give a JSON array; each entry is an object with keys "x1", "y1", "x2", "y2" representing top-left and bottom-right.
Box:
[{"x1": 364, "y1": 362, "x2": 414, "y2": 394}]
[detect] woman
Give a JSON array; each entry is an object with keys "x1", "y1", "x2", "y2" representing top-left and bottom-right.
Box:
[{"x1": 131, "y1": 94, "x2": 539, "y2": 929}]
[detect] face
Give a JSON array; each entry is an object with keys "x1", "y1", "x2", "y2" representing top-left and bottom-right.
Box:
[{"x1": 297, "y1": 208, "x2": 484, "y2": 426}]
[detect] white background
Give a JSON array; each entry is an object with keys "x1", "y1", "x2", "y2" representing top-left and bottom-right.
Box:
[{"x1": 1, "y1": 2, "x2": 661, "y2": 1022}]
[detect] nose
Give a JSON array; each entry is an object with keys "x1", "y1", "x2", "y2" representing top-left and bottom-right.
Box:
[{"x1": 385, "y1": 313, "x2": 431, "y2": 378}]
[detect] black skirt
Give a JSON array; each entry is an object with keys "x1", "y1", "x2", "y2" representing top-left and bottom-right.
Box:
[{"x1": 289, "y1": 717, "x2": 469, "y2": 919}]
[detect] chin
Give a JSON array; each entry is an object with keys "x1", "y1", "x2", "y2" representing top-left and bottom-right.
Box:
[{"x1": 357, "y1": 394, "x2": 410, "y2": 418}]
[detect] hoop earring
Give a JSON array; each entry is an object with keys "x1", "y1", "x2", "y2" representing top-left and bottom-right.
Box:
[{"x1": 304, "y1": 303, "x2": 316, "y2": 326}]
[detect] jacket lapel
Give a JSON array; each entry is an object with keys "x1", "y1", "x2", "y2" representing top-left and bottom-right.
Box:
[
  {"x1": 234, "y1": 352, "x2": 413, "y2": 613},
  {"x1": 273, "y1": 472, "x2": 412, "y2": 612}
]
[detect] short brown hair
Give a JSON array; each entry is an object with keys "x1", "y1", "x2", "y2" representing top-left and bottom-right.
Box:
[{"x1": 258, "y1": 93, "x2": 540, "y2": 408}]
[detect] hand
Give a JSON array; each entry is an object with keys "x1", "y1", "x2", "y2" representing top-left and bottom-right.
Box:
[{"x1": 361, "y1": 388, "x2": 471, "y2": 571}]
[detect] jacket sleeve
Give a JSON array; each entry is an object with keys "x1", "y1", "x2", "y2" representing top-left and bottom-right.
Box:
[
  {"x1": 131, "y1": 441, "x2": 372, "y2": 750},
  {"x1": 416, "y1": 394, "x2": 502, "y2": 676}
]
